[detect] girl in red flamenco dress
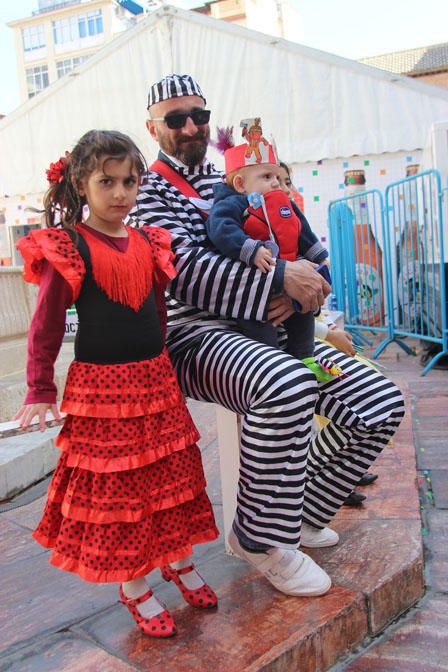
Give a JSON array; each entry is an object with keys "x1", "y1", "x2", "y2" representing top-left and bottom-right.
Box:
[{"x1": 14, "y1": 129, "x2": 219, "y2": 638}]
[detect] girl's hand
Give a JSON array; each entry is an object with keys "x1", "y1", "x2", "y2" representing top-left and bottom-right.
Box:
[
  {"x1": 13, "y1": 403, "x2": 62, "y2": 433},
  {"x1": 254, "y1": 246, "x2": 275, "y2": 273},
  {"x1": 325, "y1": 328, "x2": 355, "y2": 356}
]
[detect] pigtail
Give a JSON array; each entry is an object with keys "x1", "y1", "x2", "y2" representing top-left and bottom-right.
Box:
[{"x1": 43, "y1": 152, "x2": 85, "y2": 229}]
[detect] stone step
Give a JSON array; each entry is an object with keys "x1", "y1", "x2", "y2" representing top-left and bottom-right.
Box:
[
  {"x1": 0, "y1": 342, "x2": 71, "y2": 499},
  {"x1": 0, "y1": 335, "x2": 29, "y2": 378},
  {"x1": 0, "y1": 341, "x2": 73, "y2": 423},
  {"x1": 0, "y1": 426, "x2": 60, "y2": 499}
]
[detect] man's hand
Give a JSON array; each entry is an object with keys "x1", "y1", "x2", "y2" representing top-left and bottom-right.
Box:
[
  {"x1": 268, "y1": 294, "x2": 295, "y2": 326},
  {"x1": 283, "y1": 259, "x2": 331, "y2": 313},
  {"x1": 254, "y1": 246, "x2": 275, "y2": 273}
]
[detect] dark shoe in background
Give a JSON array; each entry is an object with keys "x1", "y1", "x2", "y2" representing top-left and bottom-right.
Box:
[
  {"x1": 359, "y1": 472, "x2": 378, "y2": 486},
  {"x1": 419, "y1": 342, "x2": 448, "y2": 371},
  {"x1": 344, "y1": 490, "x2": 366, "y2": 507}
]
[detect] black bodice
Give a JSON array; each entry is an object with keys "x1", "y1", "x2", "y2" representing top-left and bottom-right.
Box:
[{"x1": 72, "y1": 231, "x2": 163, "y2": 364}]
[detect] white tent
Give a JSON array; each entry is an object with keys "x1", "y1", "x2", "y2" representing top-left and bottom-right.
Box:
[{"x1": 2, "y1": 4, "x2": 448, "y2": 196}]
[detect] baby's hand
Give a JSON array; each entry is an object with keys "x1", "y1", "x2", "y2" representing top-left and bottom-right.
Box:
[
  {"x1": 325, "y1": 328, "x2": 355, "y2": 356},
  {"x1": 13, "y1": 403, "x2": 62, "y2": 433},
  {"x1": 254, "y1": 246, "x2": 276, "y2": 273}
]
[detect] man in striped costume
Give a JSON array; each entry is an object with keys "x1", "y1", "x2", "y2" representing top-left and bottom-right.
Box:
[{"x1": 132, "y1": 74, "x2": 405, "y2": 597}]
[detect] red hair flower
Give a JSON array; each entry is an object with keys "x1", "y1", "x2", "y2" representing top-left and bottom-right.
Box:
[{"x1": 46, "y1": 151, "x2": 70, "y2": 185}]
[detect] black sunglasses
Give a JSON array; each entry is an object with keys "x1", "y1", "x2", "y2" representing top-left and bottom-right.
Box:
[{"x1": 151, "y1": 109, "x2": 211, "y2": 130}]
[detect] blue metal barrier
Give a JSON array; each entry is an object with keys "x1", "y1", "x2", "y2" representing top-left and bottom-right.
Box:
[
  {"x1": 328, "y1": 189, "x2": 391, "y2": 343},
  {"x1": 375, "y1": 170, "x2": 448, "y2": 374},
  {"x1": 328, "y1": 170, "x2": 448, "y2": 376}
]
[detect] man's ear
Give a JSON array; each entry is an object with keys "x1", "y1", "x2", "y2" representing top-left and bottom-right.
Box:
[
  {"x1": 146, "y1": 119, "x2": 158, "y2": 141},
  {"x1": 233, "y1": 173, "x2": 245, "y2": 194}
]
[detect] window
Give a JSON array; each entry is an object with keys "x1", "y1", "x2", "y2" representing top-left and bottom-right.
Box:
[
  {"x1": 22, "y1": 24, "x2": 45, "y2": 51},
  {"x1": 52, "y1": 16, "x2": 78, "y2": 44},
  {"x1": 52, "y1": 9, "x2": 103, "y2": 44},
  {"x1": 26, "y1": 64, "x2": 49, "y2": 98},
  {"x1": 78, "y1": 10, "x2": 103, "y2": 38},
  {"x1": 56, "y1": 54, "x2": 90, "y2": 78}
]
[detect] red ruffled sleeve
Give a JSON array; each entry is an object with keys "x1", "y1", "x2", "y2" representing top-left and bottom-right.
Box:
[
  {"x1": 140, "y1": 225, "x2": 176, "y2": 289},
  {"x1": 16, "y1": 228, "x2": 85, "y2": 304},
  {"x1": 138, "y1": 225, "x2": 176, "y2": 341}
]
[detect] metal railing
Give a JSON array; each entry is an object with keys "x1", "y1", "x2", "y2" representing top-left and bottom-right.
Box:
[
  {"x1": 328, "y1": 189, "x2": 391, "y2": 347},
  {"x1": 328, "y1": 170, "x2": 448, "y2": 375}
]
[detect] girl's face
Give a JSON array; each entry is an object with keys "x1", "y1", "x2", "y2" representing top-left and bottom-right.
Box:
[
  {"x1": 278, "y1": 166, "x2": 293, "y2": 198},
  {"x1": 79, "y1": 156, "x2": 139, "y2": 231}
]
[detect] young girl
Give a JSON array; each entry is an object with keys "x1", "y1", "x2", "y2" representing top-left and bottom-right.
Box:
[{"x1": 14, "y1": 129, "x2": 219, "y2": 638}]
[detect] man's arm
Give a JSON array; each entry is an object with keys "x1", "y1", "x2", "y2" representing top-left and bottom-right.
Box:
[{"x1": 133, "y1": 176, "x2": 274, "y2": 322}]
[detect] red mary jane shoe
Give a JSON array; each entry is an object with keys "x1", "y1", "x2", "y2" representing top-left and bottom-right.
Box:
[
  {"x1": 161, "y1": 564, "x2": 218, "y2": 609},
  {"x1": 118, "y1": 586, "x2": 177, "y2": 637}
]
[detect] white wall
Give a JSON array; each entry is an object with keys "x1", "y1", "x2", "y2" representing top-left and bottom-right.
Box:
[{"x1": 288, "y1": 149, "x2": 424, "y2": 245}]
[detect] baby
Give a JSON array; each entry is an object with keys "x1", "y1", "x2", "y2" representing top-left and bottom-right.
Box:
[{"x1": 207, "y1": 119, "x2": 333, "y2": 381}]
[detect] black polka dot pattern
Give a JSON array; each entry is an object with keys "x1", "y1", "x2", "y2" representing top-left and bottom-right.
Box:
[
  {"x1": 32, "y1": 352, "x2": 219, "y2": 583},
  {"x1": 61, "y1": 349, "x2": 181, "y2": 418},
  {"x1": 17, "y1": 228, "x2": 85, "y2": 301}
]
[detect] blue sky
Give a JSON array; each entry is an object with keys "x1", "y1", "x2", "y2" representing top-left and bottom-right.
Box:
[{"x1": 1, "y1": 0, "x2": 448, "y2": 115}]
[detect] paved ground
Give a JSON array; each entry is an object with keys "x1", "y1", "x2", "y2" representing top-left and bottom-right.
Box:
[
  {"x1": 333, "y1": 340, "x2": 448, "y2": 671},
  {"x1": 0, "y1": 336, "x2": 446, "y2": 671}
]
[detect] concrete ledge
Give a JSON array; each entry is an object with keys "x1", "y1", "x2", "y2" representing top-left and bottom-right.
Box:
[
  {"x1": 0, "y1": 336, "x2": 29, "y2": 378},
  {"x1": 0, "y1": 426, "x2": 60, "y2": 499},
  {"x1": 0, "y1": 267, "x2": 36, "y2": 342},
  {"x1": 0, "y1": 266, "x2": 37, "y2": 378},
  {"x1": 0, "y1": 368, "x2": 69, "y2": 424},
  {"x1": 0, "y1": 342, "x2": 73, "y2": 423}
]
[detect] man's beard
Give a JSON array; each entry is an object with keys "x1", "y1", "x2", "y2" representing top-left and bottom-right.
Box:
[{"x1": 160, "y1": 129, "x2": 209, "y2": 167}]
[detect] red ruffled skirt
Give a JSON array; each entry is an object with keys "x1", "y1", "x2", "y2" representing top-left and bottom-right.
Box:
[{"x1": 33, "y1": 348, "x2": 219, "y2": 583}]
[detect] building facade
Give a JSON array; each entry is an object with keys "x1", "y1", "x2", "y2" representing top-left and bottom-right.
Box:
[
  {"x1": 193, "y1": 0, "x2": 301, "y2": 41},
  {"x1": 8, "y1": 0, "x2": 143, "y2": 103},
  {"x1": 360, "y1": 42, "x2": 448, "y2": 91}
]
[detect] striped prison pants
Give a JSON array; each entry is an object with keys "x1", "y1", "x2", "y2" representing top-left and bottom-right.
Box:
[{"x1": 172, "y1": 330, "x2": 405, "y2": 549}]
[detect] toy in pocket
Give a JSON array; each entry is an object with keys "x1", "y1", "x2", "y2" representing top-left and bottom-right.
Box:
[{"x1": 318, "y1": 357, "x2": 349, "y2": 379}]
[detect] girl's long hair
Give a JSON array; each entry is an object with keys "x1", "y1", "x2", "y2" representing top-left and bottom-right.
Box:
[
  {"x1": 279, "y1": 161, "x2": 291, "y2": 178},
  {"x1": 43, "y1": 130, "x2": 147, "y2": 228}
]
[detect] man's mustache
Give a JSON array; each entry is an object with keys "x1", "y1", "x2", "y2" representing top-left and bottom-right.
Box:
[{"x1": 177, "y1": 132, "x2": 208, "y2": 143}]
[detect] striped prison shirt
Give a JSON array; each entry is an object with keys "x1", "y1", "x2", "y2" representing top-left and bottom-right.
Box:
[{"x1": 131, "y1": 153, "x2": 275, "y2": 356}]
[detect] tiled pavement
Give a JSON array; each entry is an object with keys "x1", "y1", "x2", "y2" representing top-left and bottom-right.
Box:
[
  {"x1": 334, "y1": 351, "x2": 448, "y2": 672},
  {"x1": 0, "y1": 340, "x2": 446, "y2": 671}
]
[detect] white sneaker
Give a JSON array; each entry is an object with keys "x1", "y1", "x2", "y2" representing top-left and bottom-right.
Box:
[
  {"x1": 228, "y1": 529, "x2": 331, "y2": 596},
  {"x1": 300, "y1": 523, "x2": 339, "y2": 548}
]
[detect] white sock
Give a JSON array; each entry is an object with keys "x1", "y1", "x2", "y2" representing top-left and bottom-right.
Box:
[
  {"x1": 121, "y1": 578, "x2": 164, "y2": 618},
  {"x1": 170, "y1": 555, "x2": 204, "y2": 590}
]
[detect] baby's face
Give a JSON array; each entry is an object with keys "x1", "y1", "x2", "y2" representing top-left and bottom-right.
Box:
[{"x1": 239, "y1": 163, "x2": 281, "y2": 195}]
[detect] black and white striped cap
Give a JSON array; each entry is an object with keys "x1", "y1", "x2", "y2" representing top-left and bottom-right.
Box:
[{"x1": 147, "y1": 74, "x2": 206, "y2": 109}]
